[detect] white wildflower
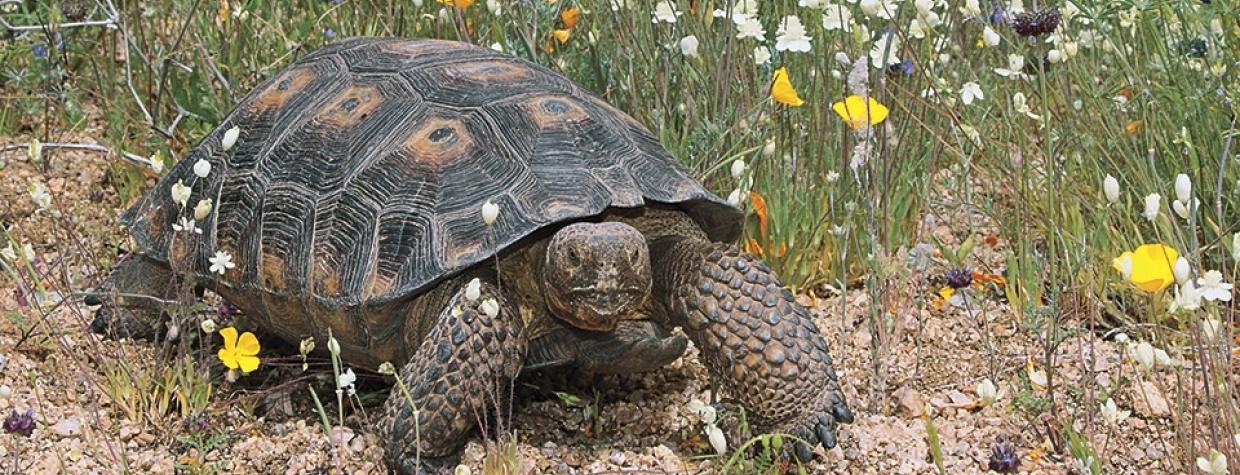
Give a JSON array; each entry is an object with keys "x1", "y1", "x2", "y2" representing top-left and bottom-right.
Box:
[
  {"x1": 775, "y1": 15, "x2": 812, "y2": 53},
  {"x1": 338, "y1": 368, "x2": 357, "y2": 396},
  {"x1": 1130, "y1": 341, "x2": 1155, "y2": 371},
  {"x1": 652, "y1": 0, "x2": 680, "y2": 24},
  {"x1": 679, "y1": 35, "x2": 699, "y2": 57},
  {"x1": 327, "y1": 335, "x2": 341, "y2": 355},
  {"x1": 994, "y1": 54, "x2": 1027, "y2": 79},
  {"x1": 735, "y1": 17, "x2": 766, "y2": 40},
  {"x1": 1197, "y1": 270, "x2": 1233, "y2": 302},
  {"x1": 486, "y1": 0, "x2": 500, "y2": 15},
  {"x1": 976, "y1": 379, "x2": 1000, "y2": 406},
  {"x1": 960, "y1": 82, "x2": 983, "y2": 105},
  {"x1": 171, "y1": 180, "x2": 192, "y2": 207},
  {"x1": 1170, "y1": 281, "x2": 1203, "y2": 313},
  {"x1": 1100, "y1": 398, "x2": 1130, "y2": 426},
  {"x1": 1197, "y1": 449, "x2": 1228, "y2": 475},
  {"x1": 1142, "y1": 193, "x2": 1161, "y2": 221},
  {"x1": 859, "y1": 0, "x2": 897, "y2": 19},
  {"x1": 960, "y1": 0, "x2": 981, "y2": 17},
  {"x1": 28, "y1": 182, "x2": 51, "y2": 211},
  {"x1": 173, "y1": 217, "x2": 203, "y2": 234},
  {"x1": 822, "y1": 4, "x2": 853, "y2": 31},
  {"x1": 149, "y1": 153, "x2": 165, "y2": 174},
  {"x1": 208, "y1": 250, "x2": 235, "y2": 275},
  {"x1": 753, "y1": 47, "x2": 771, "y2": 65},
  {"x1": 1012, "y1": 92, "x2": 1040, "y2": 120},
  {"x1": 870, "y1": 32, "x2": 901, "y2": 68},
  {"x1": 200, "y1": 318, "x2": 217, "y2": 334},
  {"x1": 983, "y1": 26, "x2": 1001, "y2": 47}
]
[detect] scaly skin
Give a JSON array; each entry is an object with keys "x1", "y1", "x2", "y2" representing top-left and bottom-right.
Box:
[
  {"x1": 649, "y1": 236, "x2": 853, "y2": 459},
  {"x1": 87, "y1": 254, "x2": 178, "y2": 340},
  {"x1": 378, "y1": 277, "x2": 526, "y2": 474}
]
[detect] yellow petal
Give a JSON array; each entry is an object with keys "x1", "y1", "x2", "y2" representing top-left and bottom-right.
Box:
[
  {"x1": 833, "y1": 95, "x2": 889, "y2": 130},
  {"x1": 553, "y1": 29, "x2": 571, "y2": 44},
  {"x1": 236, "y1": 331, "x2": 261, "y2": 356},
  {"x1": 770, "y1": 67, "x2": 805, "y2": 107},
  {"x1": 218, "y1": 348, "x2": 238, "y2": 370},
  {"x1": 236, "y1": 354, "x2": 261, "y2": 373},
  {"x1": 1128, "y1": 244, "x2": 1177, "y2": 293},
  {"x1": 560, "y1": 7, "x2": 580, "y2": 29},
  {"x1": 219, "y1": 326, "x2": 238, "y2": 351},
  {"x1": 938, "y1": 287, "x2": 955, "y2": 300}
]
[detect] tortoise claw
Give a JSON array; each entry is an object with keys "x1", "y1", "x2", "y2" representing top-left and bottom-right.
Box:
[
  {"x1": 794, "y1": 440, "x2": 813, "y2": 462},
  {"x1": 815, "y1": 413, "x2": 838, "y2": 449}
]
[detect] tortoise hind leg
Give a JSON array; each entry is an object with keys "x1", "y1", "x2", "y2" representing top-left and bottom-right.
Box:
[
  {"x1": 86, "y1": 254, "x2": 177, "y2": 340},
  {"x1": 379, "y1": 277, "x2": 526, "y2": 474}
]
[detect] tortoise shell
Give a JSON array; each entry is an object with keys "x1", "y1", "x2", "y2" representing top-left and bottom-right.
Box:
[{"x1": 123, "y1": 38, "x2": 741, "y2": 309}]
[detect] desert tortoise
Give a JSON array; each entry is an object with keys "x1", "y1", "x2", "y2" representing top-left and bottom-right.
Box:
[{"x1": 92, "y1": 37, "x2": 852, "y2": 472}]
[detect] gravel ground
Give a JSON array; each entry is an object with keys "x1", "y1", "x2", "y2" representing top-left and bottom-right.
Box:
[{"x1": 0, "y1": 134, "x2": 1202, "y2": 474}]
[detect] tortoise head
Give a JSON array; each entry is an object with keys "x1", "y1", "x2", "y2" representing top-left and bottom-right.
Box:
[{"x1": 543, "y1": 222, "x2": 651, "y2": 332}]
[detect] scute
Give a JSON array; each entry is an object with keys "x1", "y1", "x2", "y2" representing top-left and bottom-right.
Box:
[{"x1": 122, "y1": 37, "x2": 742, "y2": 311}]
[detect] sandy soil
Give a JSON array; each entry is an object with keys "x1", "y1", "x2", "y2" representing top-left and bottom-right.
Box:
[{"x1": 0, "y1": 134, "x2": 1196, "y2": 474}]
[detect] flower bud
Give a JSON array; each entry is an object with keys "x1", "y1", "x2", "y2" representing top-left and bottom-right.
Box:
[
  {"x1": 730, "y1": 159, "x2": 746, "y2": 179},
  {"x1": 193, "y1": 158, "x2": 212, "y2": 178},
  {"x1": 1103, "y1": 175, "x2": 1120, "y2": 203},
  {"x1": 1173, "y1": 257, "x2": 1191, "y2": 284},
  {"x1": 464, "y1": 278, "x2": 481, "y2": 301},
  {"x1": 222, "y1": 126, "x2": 240, "y2": 151},
  {"x1": 481, "y1": 200, "x2": 499, "y2": 226},
  {"x1": 1174, "y1": 173, "x2": 1191, "y2": 203},
  {"x1": 194, "y1": 199, "x2": 213, "y2": 221}
]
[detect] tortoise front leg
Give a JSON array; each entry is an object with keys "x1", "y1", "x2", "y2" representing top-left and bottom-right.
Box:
[
  {"x1": 649, "y1": 237, "x2": 853, "y2": 459},
  {"x1": 379, "y1": 277, "x2": 526, "y2": 474}
]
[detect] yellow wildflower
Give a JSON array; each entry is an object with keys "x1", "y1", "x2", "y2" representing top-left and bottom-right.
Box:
[
  {"x1": 770, "y1": 67, "x2": 805, "y2": 107},
  {"x1": 832, "y1": 95, "x2": 889, "y2": 130},
  {"x1": 560, "y1": 7, "x2": 580, "y2": 29},
  {"x1": 438, "y1": 0, "x2": 474, "y2": 8},
  {"x1": 553, "y1": 29, "x2": 571, "y2": 44},
  {"x1": 1111, "y1": 244, "x2": 1178, "y2": 293},
  {"x1": 218, "y1": 327, "x2": 261, "y2": 373}
]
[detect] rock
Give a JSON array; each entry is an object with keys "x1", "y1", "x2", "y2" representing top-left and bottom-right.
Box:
[
  {"x1": 608, "y1": 450, "x2": 626, "y2": 466},
  {"x1": 946, "y1": 389, "x2": 973, "y2": 407},
  {"x1": 1130, "y1": 380, "x2": 1170, "y2": 417},
  {"x1": 894, "y1": 386, "x2": 925, "y2": 419},
  {"x1": 51, "y1": 417, "x2": 80, "y2": 437}
]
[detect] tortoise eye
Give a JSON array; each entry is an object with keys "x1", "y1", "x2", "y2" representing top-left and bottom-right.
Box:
[{"x1": 566, "y1": 248, "x2": 580, "y2": 266}]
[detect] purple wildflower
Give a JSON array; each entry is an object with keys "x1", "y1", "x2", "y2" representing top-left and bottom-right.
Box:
[
  {"x1": 3, "y1": 409, "x2": 35, "y2": 437},
  {"x1": 946, "y1": 268, "x2": 973, "y2": 289}
]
